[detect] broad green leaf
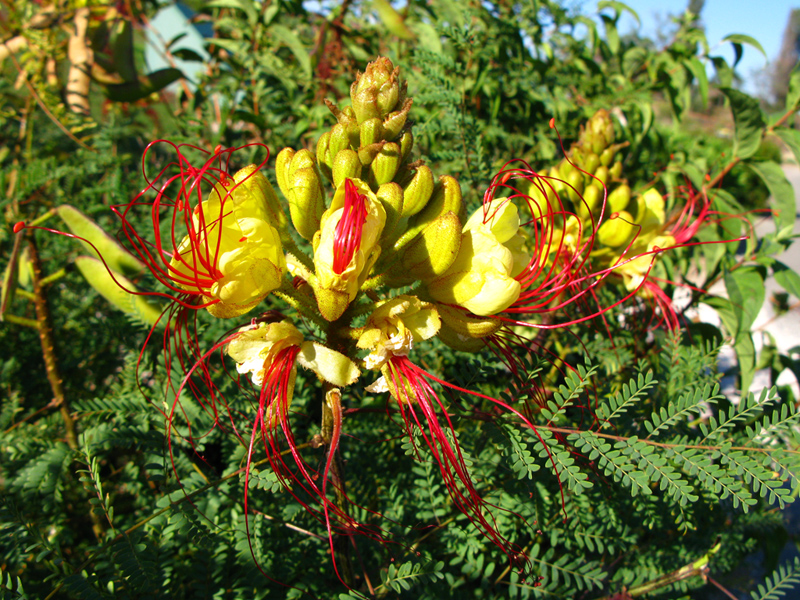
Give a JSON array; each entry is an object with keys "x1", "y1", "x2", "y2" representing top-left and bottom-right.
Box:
[
  {"x1": 622, "y1": 47, "x2": 647, "y2": 80},
  {"x1": 105, "y1": 68, "x2": 183, "y2": 102},
  {"x1": 684, "y1": 57, "x2": 708, "y2": 108},
  {"x1": 57, "y1": 205, "x2": 145, "y2": 277},
  {"x1": 746, "y1": 161, "x2": 796, "y2": 234},
  {"x1": 720, "y1": 88, "x2": 764, "y2": 160},
  {"x1": 206, "y1": 0, "x2": 257, "y2": 25},
  {"x1": 598, "y1": 0, "x2": 640, "y2": 25},
  {"x1": 711, "y1": 56, "x2": 733, "y2": 88},
  {"x1": 74, "y1": 256, "x2": 165, "y2": 327},
  {"x1": 269, "y1": 24, "x2": 312, "y2": 81},
  {"x1": 600, "y1": 15, "x2": 620, "y2": 56},
  {"x1": 773, "y1": 261, "x2": 800, "y2": 301},
  {"x1": 373, "y1": 0, "x2": 414, "y2": 40},
  {"x1": 787, "y1": 66, "x2": 800, "y2": 111},
  {"x1": 722, "y1": 34, "x2": 767, "y2": 62},
  {"x1": 724, "y1": 266, "x2": 765, "y2": 336},
  {"x1": 774, "y1": 128, "x2": 800, "y2": 167}
]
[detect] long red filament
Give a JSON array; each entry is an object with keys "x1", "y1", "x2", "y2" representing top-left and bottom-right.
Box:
[{"x1": 333, "y1": 179, "x2": 368, "y2": 274}]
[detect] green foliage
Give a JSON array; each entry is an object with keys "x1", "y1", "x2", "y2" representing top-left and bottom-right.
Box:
[{"x1": 4, "y1": 1, "x2": 800, "y2": 599}]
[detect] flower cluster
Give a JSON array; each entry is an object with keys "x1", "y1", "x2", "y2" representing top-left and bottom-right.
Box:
[{"x1": 39, "y1": 58, "x2": 728, "y2": 580}]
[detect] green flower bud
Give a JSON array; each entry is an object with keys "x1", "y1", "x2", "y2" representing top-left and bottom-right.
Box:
[
  {"x1": 582, "y1": 151, "x2": 600, "y2": 174},
  {"x1": 332, "y1": 149, "x2": 362, "y2": 189},
  {"x1": 591, "y1": 132, "x2": 607, "y2": 156},
  {"x1": 382, "y1": 99, "x2": 412, "y2": 140},
  {"x1": 436, "y1": 321, "x2": 488, "y2": 352},
  {"x1": 358, "y1": 142, "x2": 385, "y2": 166},
  {"x1": 290, "y1": 149, "x2": 316, "y2": 173},
  {"x1": 437, "y1": 302, "x2": 502, "y2": 339},
  {"x1": 401, "y1": 211, "x2": 462, "y2": 281},
  {"x1": 234, "y1": 164, "x2": 288, "y2": 235},
  {"x1": 329, "y1": 123, "x2": 352, "y2": 163},
  {"x1": 410, "y1": 175, "x2": 462, "y2": 230},
  {"x1": 350, "y1": 57, "x2": 401, "y2": 123},
  {"x1": 376, "y1": 182, "x2": 405, "y2": 244},
  {"x1": 370, "y1": 142, "x2": 401, "y2": 186},
  {"x1": 401, "y1": 165, "x2": 435, "y2": 217},
  {"x1": 578, "y1": 182, "x2": 603, "y2": 220},
  {"x1": 608, "y1": 184, "x2": 631, "y2": 213},
  {"x1": 566, "y1": 169, "x2": 584, "y2": 204},
  {"x1": 275, "y1": 147, "x2": 295, "y2": 200},
  {"x1": 316, "y1": 131, "x2": 333, "y2": 181},
  {"x1": 599, "y1": 146, "x2": 615, "y2": 167},
  {"x1": 360, "y1": 117, "x2": 384, "y2": 149},
  {"x1": 399, "y1": 130, "x2": 414, "y2": 162},
  {"x1": 609, "y1": 160, "x2": 623, "y2": 180},
  {"x1": 288, "y1": 167, "x2": 325, "y2": 241},
  {"x1": 593, "y1": 165, "x2": 609, "y2": 187},
  {"x1": 597, "y1": 211, "x2": 635, "y2": 247}
]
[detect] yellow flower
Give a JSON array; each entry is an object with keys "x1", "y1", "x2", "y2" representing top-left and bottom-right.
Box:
[
  {"x1": 428, "y1": 199, "x2": 524, "y2": 316},
  {"x1": 357, "y1": 296, "x2": 441, "y2": 371},
  {"x1": 169, "y1": 167, "x2": 286, "y2": 319},
  {"x1": 227, "y1": 320, "x2": 360, "y2": 389},
  {"x1": 313, "y1": 178, "x2": 386, "y2": 320}
]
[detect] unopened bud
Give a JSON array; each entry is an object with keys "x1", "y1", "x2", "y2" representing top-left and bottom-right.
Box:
[
  {"x1": 234, "y1": 165, "x2": 288, "y2": 234},
  {"x1": 410, "y1": 175, "x2": 462, "y2": 228},
  {"x1": 332, "y1": 149, "x2": 362, "y2": 189},
  {"x1": 382, "y1": 99, "x2": 412, "y2": 140},
  {"x1": 401, "y1": 165, "x2": 435, "y2": 217},
  {"x1": 608, "y1": 184, "x2": 631, "y2": 213},
  {"x1": 370, "y1": 142, "x2": 401, "y2": 186},
  {"x1": 578, "y1": 182, "x2": 603, "y2": 219},
  {"x1": 401, "y1": 211, "x2": 462, "y2": 281},
  {"x1": 582, "y1": 151, "x2": 600, "y2": 174},
  {"x1": 399, "y1": 130, "x2": 414, "y2": 162},
  {"x1": 350, "y1": 57, "x2": 401, "y2": 123},
  {"x1": 360, "y1": 117, "x2": 384, "y2": 149},
  {"x1": 437, "y1": 303, "x2": 502, "y2": 339},
  {"x1": 593, "y1": 165, "x2": 609, "y2": 187},
  {"x1": 437, "y1": 321, "x2": 487, "y2": 352},
  {"x1": 316, "y1": 131, "x2": 333, "y2": 181},
  {"x1": 609, "y1": 160, "x2": 623, "y2": 180},
  {"x1": 290, "y1": 149, "x2": 316, "y2": 173},
  {"x1": 289, "y1": 167, "x2": 325, "y2": 241},
  {"x1": 329, "y1": 124, "x2": 352, "y2": 163},
  {"x1": 597, "y1": 211, "x2": 635, "y2": 247},
  {"x1": 275, "y1": 147, "x2": 295, "y2": 200},
  {"x1": 376, "y1": 182, "x2": 405, "y2": 244},
  {"x1": 565, "y1": 169, "x2": 584, "y2": 204},
  {"x1": 599, "y1": 146, "x2": 615, "y2": 167}
]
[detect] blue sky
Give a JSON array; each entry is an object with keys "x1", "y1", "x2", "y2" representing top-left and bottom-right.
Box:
[{"x1": 616, "y1": 0, "x2": 797, "y2": 92}]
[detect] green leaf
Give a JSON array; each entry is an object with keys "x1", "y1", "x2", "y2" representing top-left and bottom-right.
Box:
[
  {"x1": 104, "y1": 68, "x2": 183, "y2": 102},
  {"x1": 373, "y1": 0, "x2": 414, "y2": 40},
  {"x1": 722, "y1": 34, "x2": 767, "y2": 63},
  {"x1": 269, "y1": 24, "x2": 312, "y2": 81},
  {"x1": 57, "y1": 205, "x2": 145, "y2": 277},
  {"x1": 600, "y1": 15, "x2": 620, "y2": 56},
  {"x1": 684, "y1": 57, "x2": 708, "y2": 108},
  {"x1": 774, "y1": 129, "x2": 800, "y2": 167},
  {"x1": 724, "y1": 266, "x2": 765, "y2": 336},
  {"x1": 622, "y1": 46, "x2": 648, "y2": 80},
  {"x1": 736, "y1": 333, "x2": 756, "y2": 394},
  {"x1": 720, "y1": 88, "x2": 764, "y2": 160},
  {"x1": 787, "y1": 66, "x2": 800, "y2": 111},
  {"x1": 598, "y1": 1, "x2": 640, "y2": 25},
  {"x1": 206, "y1": 0, "x2": 258, "y2": 25},
  {"x1": 74, "y1": 256, "x2": 165, "y2": 327},
  {"x1": 746, "y1": 161, "x2": 796, "y2": 233},
  {"x1": 773, "y1": 261, "x2": 800, "y2": 301}
]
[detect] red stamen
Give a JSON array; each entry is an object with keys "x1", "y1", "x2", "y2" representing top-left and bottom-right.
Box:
[
  {"x1": 333, "y1": 179, "x2": 368, "y2": 274},
  {"x1": 13, "y1": 221, "x2": 25, "y2": 233}
]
